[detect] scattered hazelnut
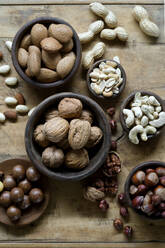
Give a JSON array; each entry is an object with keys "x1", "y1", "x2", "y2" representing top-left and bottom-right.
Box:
[
  {"x1": 151, "y1": 195, "x2": 161, "y2": 206},
  {"x1": 160, "y1": 176, "x2": 165, "y2": 186},
  {"x1": 118, "y1": 193, "x2": 126, "y2": 205},
  {"x1": 12, "y1": 165, "x2": 25, "y2": 181},
  {"x1": 111, "y1": 140, "x2": 117, "y2": 151},
  {"x1": 98, "y1": 199, "x2": 109, "y2": 211},
  {"x1": 18, "y1": 179, "x2": 32, "y2": 194},
  {"x1": 18, "y1": 195, "x2": 31, "y2": 210},
  {"x1": 145, "y1": 172, "x2": 159, "y2": 187},
  {"x1": 11, "y1": 187, "x2": 24, "y2": 203},
  {"x1": 155, "y1": 167, "x2": 165, "y2": 177},
  {"x1": 131, "y1": 170, "x2": 145, "y2": 185},
  {"x1": 113, "y1": 218, "x2": 123, "y2": 231},
  {"x1": 107, "y1": 107, "x2": 115, "y2": 116},
  {"x1": 110, "y1": 120, "x2": 117, "y2": 132},
  {"x1": 129, "y1": 185, "x2": 138, "y2": 195},
  {"x1": 26, "y1": 167, "x2": 40, "y2": 182},
  {"x1": 0, "y1": 191, "x2": 11, "y2": 207},
  {"x1": 120, "y1": 206, "x2": 129, "y2": 218},
  {"x1": 132, "y1": 196, "x2": 144, "y2": 209},
  {"x1": 29, "y1": 188, "x2": 44, "y2": 204},
  {"x1": 6, "y1": 205, "x2": 21, "y2": 222},
  {"x1": 3, "y1": 175, "x2": 16, "y2": 190},
  {"x1": 123, "y1": 226, "x2": 133, "y2": 239}
]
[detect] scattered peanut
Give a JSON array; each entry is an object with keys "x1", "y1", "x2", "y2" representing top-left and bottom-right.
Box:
[
  {"x1": 100, "y1": 27, "x2": 128, "y2": 41},
  {"x1": 78, "y1": 20, "x2": 104, "y2": 44},
  {"x1": 5, "y1": 77, "x2": 18, "y2": 87},
  {"x1": 0, "y1": 65, "x2": 10, "y2": 74},
  {"x1": 5, "y1": 41, "x2": 12, "y2": 51},
  {"x1": 5, "y1": 97, "x2": 18, "y2": 106}
]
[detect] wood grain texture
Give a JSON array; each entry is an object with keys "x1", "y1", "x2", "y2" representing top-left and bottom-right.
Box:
[{"x1": 0, "y1": 1, "x2": 164, "y2": 247}]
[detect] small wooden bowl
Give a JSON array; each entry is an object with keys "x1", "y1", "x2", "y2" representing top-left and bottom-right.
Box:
[
  {"x1": 0, "y1": 158, "x2": 49, "y2": 226},
  {"x1": 124, "y1": 161, "x2": 165, "y2": 220},
  {"x1": 11, "y1": 17, "x2": 81, "y2": 89},
  {"x1": 120, "y1": 90, "x2": 165, "y2": 142},
  {"x1": 25, "y1": 92, "x2": 111, "y2": 181},
  {"x1": 86, "y1": 59, "x2": 126, "y2": 101}
]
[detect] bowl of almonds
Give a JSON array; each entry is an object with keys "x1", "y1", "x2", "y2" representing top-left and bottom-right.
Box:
[
  {"x1": 12, "y1": 17, "x2": 81, "y2": 89},
  {"x1": 87, "y1": 59, "x2": 126, "y2": 100},
  {"x1": 25, "y1": 92, "x2": 111, "y2": 181}
]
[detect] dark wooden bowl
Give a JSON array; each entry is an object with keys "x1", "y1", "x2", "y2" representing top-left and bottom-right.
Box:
[
  {"x1": 120, "y1": 90, "x2": 165, "y2": 142},
  {"x1": 124, "y1": 161, "x2": 165, "y2": 220},
  {"x1": 11, "y1": 17, "x2": 82, "y2": 89},
  {"x1": 86, "y1": 59, "x2": 126, "y2": 101},
  {"x1": 0, "y1": 158, "x2": 49, "y2": 227},
  {"x1": 25, "y1": 92, "x2": 111, "y2": 181}
]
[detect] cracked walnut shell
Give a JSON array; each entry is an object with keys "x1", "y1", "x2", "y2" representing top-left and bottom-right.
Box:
[
  {"x1": 68, "y1": 119, "x2": 91, "y2": 150},
  {"x1": 86, "y1": 126, "x2": 103, "y2": 148},
  {"x1": 58, "y1": 98, "x2": 83, "y2": 118},
  {"x1": 65, "y1": 148, "x2": 89, "y2": 169},
  {"x1": 43, "y1": 117, "x2": 69, "y2": 143},
  {"x1": 33, "y1": 124, "x2": 50, "y2": 148}
]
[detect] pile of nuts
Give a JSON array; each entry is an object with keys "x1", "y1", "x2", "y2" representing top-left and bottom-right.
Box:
[
  {"x1": 0, "y1": 165, "x2": 44, "y2": 222},
  {"x1": 89, "y1": 57, "x2": 123, "y2": 98},
  {"x1": 18, "y1": 22, "x2": 75, "y2": 83},
  {"x1": 123, "y1": 92, "x2": 165, "y2": 144},
  {"x1": 130, "y1": 166, "x2": 165, "y2": 218},
  {"x1": 33, "y1": 97, "x2": 103, "y2": 170}
]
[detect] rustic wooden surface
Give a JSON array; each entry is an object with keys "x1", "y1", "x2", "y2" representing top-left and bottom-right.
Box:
[{"x1": 0, "y1": 0, "x2": 164, "y2": 247}]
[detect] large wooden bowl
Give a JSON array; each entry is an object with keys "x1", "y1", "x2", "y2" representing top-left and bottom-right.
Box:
[
  {"x1": 11, "y1": 17, "x2": 81, "y2": 89},
  {"x1": 0, "y1": 158, "x2": 49, "y2": 227},
  {"x1": 25, "y1": 92, "x2": 111, "y2": 181},
  {"x1": 124, "y1": 161, "x2": 165, "y2": 220}
]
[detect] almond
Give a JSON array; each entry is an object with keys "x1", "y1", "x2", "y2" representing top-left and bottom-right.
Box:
[
  {"x1": 56, "y1": 51, "x2": 76, "y2": 78},
  {"x1": 28, "y1": 45, "x2": 40, "y2": 54},
  {"x1": 40, "y1": 37, "x2": 62, "y2": 53},
  {"x1": 31, "y1": 23, "x2": 48, "y2": 47},
  {"x1": 15, "y1": 93, "x2": 25, "y2": 105},
  {"x1": 20, "y1": 34, "x2": 32, "y2": 50},
  {"x1": 18, "y1": 48, "x2": 28, "y2": 68},
  {"x1": 27, "y1": 49, "x2": 41, "y2": 76},
  {"x1": 25, "y1": 68, "x2": 32, "y2": 77},
  {"x1": 61, "y1": 39, "x2": 74, "y2": 53},
  {"x1": 48, "y1": 24, "x2": 73, "y2": 43},
  {"x1": 41, "y1": 50, "x2": 61, "y2": 70},
  {"x1": 36, "y1": 68, "x2": 59, "y2": 83},
  {"x1": 4, "y1": 110, "x2": 17, "y2": 121}
]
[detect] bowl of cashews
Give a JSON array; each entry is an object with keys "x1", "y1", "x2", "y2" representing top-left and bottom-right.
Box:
[{"x1": 120, "y1": 91, "x2": 165, "y2": 145}]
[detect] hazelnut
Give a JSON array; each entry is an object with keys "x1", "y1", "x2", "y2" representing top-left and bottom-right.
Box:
[
  {"x1": 3, "y1": 175, "x2": 16, "y2": 190},
  {"x1": 85, "y1": 126, "x2": 103, "y2": 148},
  {"x1": 129, "y1": 185, "x2": 138, "y2": 195},
  {"x1": 131, "y1": 170, "x2": 145, "y2": 185},
  {"x1": 123, "y1": 226, "x2": 133, "y2": 239},
  {"x1": 160, "y1": 176, "x2": 165, "y2": 186},
  {"x1": 58, "y1": 98, "x2": 83, "y2": 119},
  {"x1": 34, "y1": 124, "x2": 50, "y2": 148},
  {"x1": 0, "y1": 191, "x2": 11, "y2": 207},
  {"x1": 26, "y1": 166, "x2": 40, "y2": 182},
  {"x1": 137, "y1": 184, "x2": 148, "y2": 195},
  {"x1": 83, "y1": 186, "x2": 105, "y2": 202},
  {"x1": 18, "y1": 195, "x2": 31, "y2": 210},
  {"x1": 98, "y1": 199, "x2": 109, "y2": 211},
  {"x1": 146, "y1": 168, "x2": 155, "y2": 174},
  {"x1": 120, "y1": 206, "x2": 129, "y2": 218},
  {"x1": 79, "y1": 109, "x2": 93, "y2": 124},
  {"x1": 65, "y1": 149, "x2": 89, "y2": 170},
  {"x1": 29, "y1": 188, "x2": 44, "y2": 204},
  {"x1": 145, "y1": 172, "x2": 159, "y2": 187},
  {"x1": 11, "y1": 187, "x2": 24, "y2": 203},
  {"x1": 118, "y1": 193, "x2": 126, "y2": 205},
  {"x1": 132, "y1": 196, "x2": 144, "y2": 209},
  {"x1": 155, "y1": 167, "x2": 165, "y2": 177},
  {"x1": 6, "y1": 205, "x2": 21, "y2": 222},
  {"x1": 44, "y1": 117, "x2": 69, "y2": 143},
  {"x1": 107, "y1": 107, "x2": 115, "y2": 116},
  {"x1": 154, "y1": 185, "x2": 165, "y2": 201},
  {"x1": 151, "y1": 195, "x2": 161, "y2": 206},
  {"x1": 42, "y1": 146, "x2": 64, "y2": 169},
  {"x1": 18, "y1": 179, "x2": 32, "y2": 193},
  {"x1": 113, "y1": 218, "x2": 123, "y2": 231},
  {"x1": 45, "y1": 108, "x2": 59, "y2": 121},
  {"x1": 12, "y1": 165, "x2": 25, "y2": 181}
]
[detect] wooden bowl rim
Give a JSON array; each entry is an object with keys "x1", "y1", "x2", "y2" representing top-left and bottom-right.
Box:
[
  {"x1": 25, "y1": 92, "x2": 111, "y2": 181},
  {"x1": 0, "y1": 158, "x2": 50, "y2": 227},
  {"x1": 11, "y1": 16, "x2": 82, "y2": 89},
  {"x1": 124, "y1": 160, "x2": 165, "y2": 220},
  {"x1": 120, "y1": 90, "x2": 165, "y2": 141},
  {"x1": 86, "y1": 59, "x2": 126, "y2": 101}
]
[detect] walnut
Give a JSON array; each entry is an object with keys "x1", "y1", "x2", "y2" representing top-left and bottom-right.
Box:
[
  {"x1": 68, "y1": 119, "x2": 91, "y2": 150},
  {"x1": 86, "y1": 126, "x2": 103, "y2": 148},
  {"x1": 65, "y1": 148, "x2": 89, "y2": 169},
  {"x1": 83, "y1": 186, "x2": 105, "y2": 202},
  {"x1": 33, "y1": 124, "x2": 50, "y2": 148},
  {"x1": 79, "y1": 109, "x2": 93, "y2": 124},
  {"x1": 103, "y1": 152, "x2": 121, "y2": 177},
  {"x1": 58, "y1": 98, "x2": 83, "y2": 118},
  {"x1": 45, "y1": 108, "x2": 59, "y2": 121},
  {"x1": 56, "y1": 136, "x2": 70, "y2": 150},
  {"x1": 43, "y1": 117, "x2": 69, "y2": 143},
  {"x1": 42, "y1": 146, "x2": 64, "y2": 168}
]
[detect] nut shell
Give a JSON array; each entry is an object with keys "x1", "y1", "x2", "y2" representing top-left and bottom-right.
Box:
[
  {"x1": 41, "y1": 37, "x2": 62, "y2": 53},
  {"x1": 58, "y1": 98, "x2": 83, "y2": 119},
  {"x1": 44, "y1": 117, "x2": 69, "y2": 143},
  {"x1": 18, "y1": 179, "x2": 32, "y2": 194},
  {"x1": 68, "y1": 119, "x2": 91, "y2": 150},
  {"x1": 45, "y1": 108, "x2": 59, "y2": 121},
  {"x1": 34, "y1": 124, "x2": 50, "y2": 148},
  {"x1": 65, "y1": 148, "x2": 89, "y2": 170},
  {"x1": 48, "y1": 24, "x2": 73, "y2": 43},
  {"x1": 79, "y1": 109, "x2": 93, "y2": 124},
  {"x1": 42, "y1": 146, "x2": 64, "y2": 168},
  {"x1": 31, "y1": 23, "x2": 48, "y2": 47},
  {"x1": 86, "y1": 126, "x2": 103, "y2": 148}
]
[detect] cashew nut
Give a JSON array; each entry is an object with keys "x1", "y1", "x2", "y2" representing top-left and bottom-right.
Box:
[
  {"x1": 156, "y1": 106, "x2": 161, "y2": 113},
  {"x1": 129, "y1": 125, "x2": 144, "y2": 144},
  {"x1": 134, "y1": 92, "x2": 149, "y2": 105},
  {"x1": 148, "y1": 96, "x2": 160, "y2": 106},
  {"x1": 135, "y1": 118, "x2": 141, "y2": 125},
  {"x1": 149, "y1": 112, "x2": 165, "y2": 128},
  {"x1": 131, "y1": 106, "x2": 143, "y2": 118},
  {"x1": 141, "y1": 105, "x2": 154, "y2": 120},
  {"x1": 141, "y1": 115, "x2": 149, "y2": 127},
  {"x1": 140, "y1": 125, "x2": 157, "y2": 141},
  {"x1": 123, "y1": 109, "x2": 135, "y2": 128}
]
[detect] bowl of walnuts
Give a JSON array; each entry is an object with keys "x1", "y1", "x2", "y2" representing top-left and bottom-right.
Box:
[
  {"x1": 12, "y1": 17, "x2": 81, "y2": 89},
  {"x1": 25, "y1": 92, "x2": 111, "y2": 181}
]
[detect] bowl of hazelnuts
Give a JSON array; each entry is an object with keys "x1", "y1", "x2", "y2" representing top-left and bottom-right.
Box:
[
  {"x1": 12, "y1": 17, "x2": 81, "y2": 89},
  {"x1": 25, "y1": 92, "x2": 111, "y2": 181},
  {"x1": 125, "y1": 161, "x2": 165, "y2": 219},
  {"x1": 0, "y1": 158, "x2": 49, "y2": 226}
]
